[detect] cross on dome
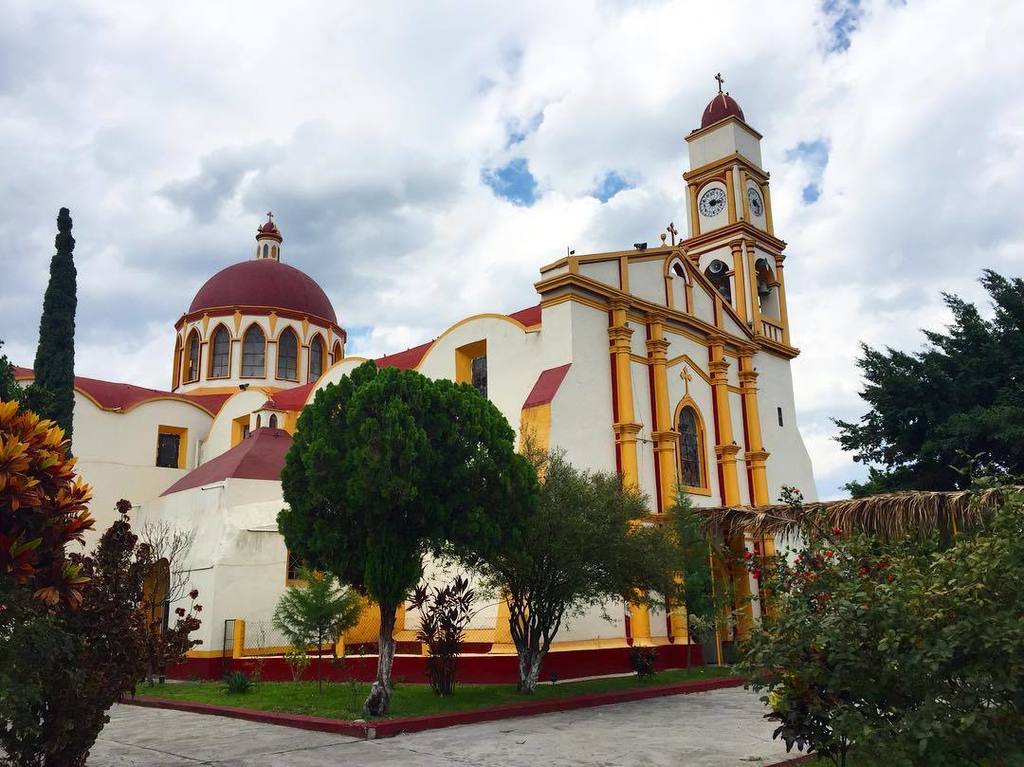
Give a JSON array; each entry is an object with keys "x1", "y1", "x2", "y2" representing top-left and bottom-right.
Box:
[{"x1": 715, "y1": 72, "x2": 725, "y2": 93}]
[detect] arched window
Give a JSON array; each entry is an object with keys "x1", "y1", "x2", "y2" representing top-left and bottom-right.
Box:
[
  {"x1": 755, "y1": 258, "x2": 779, "y2": 316},
  {"x1": 269, "y1": 413, "x2": 278, "y2": 428},
  {"x1": 256, "y1": 414, "x2": 262, "y2": 428},
  {"x1": 209, "y1": 325, "x2": 230, "y2": 378},
  {"x1": 331, "y1": 341, "x2": 343, "y2": 364},
  {"x1": 262, "y1": 243, "x2": 269, "y2": 258},
  {"x1": 172, "y1": 335, "x2": 182, "y2": 388},
  {"x1": 704, "y1": 259, "x2": 732, "y2": 303},
  {"x1": 277, "y1": 328, "x2": 298, "y2": 380},
  {"x1": 241, "y1": 325, "x2": 266, "y2": 377},
  {"x1": 677, "y1": 406, "x2": 704, "y2": 489},
  {"x1": 309, "y1": 335, "x2": 325, "y2": 379},
  {"x1": 185, "y1": 330, "x2": 201, "y2": 383}
]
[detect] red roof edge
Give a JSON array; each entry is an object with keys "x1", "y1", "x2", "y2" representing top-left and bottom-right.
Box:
[
  {"x1": 376, "y1": 340, "x2": 434, "y2": 370},
  {"x1": 523, "y1": 363, "x2": 571, "y2": 409},
  {"x1": 508, "y1": 304, "x2": 542, "y2": 327},
  {"x1": 160, "y1": 427, "x2": 291, "y2": 496},
  {"x1": 269, "y1": 382, "x2": 314, "y2": 411}
]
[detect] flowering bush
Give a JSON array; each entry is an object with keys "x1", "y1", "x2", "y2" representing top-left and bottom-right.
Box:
[{"x1": 739, "y1": 486, "x2": 1024, "y2": 767}]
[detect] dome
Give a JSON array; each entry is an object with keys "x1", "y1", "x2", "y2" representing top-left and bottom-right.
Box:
[
  {"x1": 188, "y1": 259, "x2": 338, "y2": 324},
  {"x1": 701, "y1": 92, "x2": 745, "y2": 129},
  {"x1": 256, "y1": 218, "x2": 282, "y2": 243}
]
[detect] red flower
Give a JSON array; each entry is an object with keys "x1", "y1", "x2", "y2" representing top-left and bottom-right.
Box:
[
  {"x1": 175, "y1": 607, "x2": 185, "y2": 617},
  {"x1": 831, "y1": 527, "x2": 843, "y2": 535},
  {"x1": 877, "y1": 562, "x2": 888, "y2": 570},
  {"x1": 858, "y1": 567, "x2": 868, "y2": 575},
  {"x1": 824, "y1": 550, "x2": 834, "y2": 558},
  {"x1": 743, "y1": 551, "x2": 754, "y2": 560},
  {"x1": 887, "y1": 575, "x2": 895, "y2": 582},
  {"x1": 189, "y1": 589, "x2": 199, "y2": 599}
]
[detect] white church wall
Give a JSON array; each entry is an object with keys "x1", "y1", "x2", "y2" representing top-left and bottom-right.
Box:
[
  {"x1": 754, "y1": 353, "x2": 818, "y2": 503},
  {"x1": 200, "y1": 390, "x2": 273, "y2": 463},
  {"x1": 627, "y1": 259, "x2": 665, "y2": 306},
  {"x1": 558, "y1": 603, "x2": 627, "y2": 645},
  {"x1": 629, "y1": 359, "x2": 659, "y2": 513},
  {"x1": 690, "y1": 282, "x2": 715, "y2": 325},
  {"x1": 578, "y1": 259, "x2": 620, "y2": 288}
]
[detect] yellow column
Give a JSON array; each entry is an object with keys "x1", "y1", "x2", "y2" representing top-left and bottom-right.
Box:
[
  {"x1": 609, "y1": 301, "x2": 650, "y2": 646},
  {"x1": 609, "y1": 301, "x2": 641, "y2": 489},
  {"x1": 729, "y1": 241, "x2": 747, "y2": 324},
  {"x1": 738, "y1": 348, "x2": 770, "y2": 506},
  {"x1": 231, "y1": 619, "x2": 246, "y2": 660},
  {"x1": 774, "y1": 254, "x2": 791, "y2": 346},
  {"x1": 739, "y1": 169, "x2": 751, "y2": 221},
  {"x1": 687, "y1": 184, "x2": 701, "y2": 237},
  {"x1": 763, "y1": 181, "x2": 775, "y2": 235},
  {"x1": 645, "y1": 312, "x2": 676, "y2": 513},
  {"x1": 708, "y1": 337, "x2": 741, "y2": 506},
  {"x1": 724, "y1": 168, "x2": 737, "y2": 225},
  {"x1": 490, "y1": 597, "x2": 516, "y2": 654},
  {"x1": 745, "y1": 240, "x2": 762, "y2": 339}
]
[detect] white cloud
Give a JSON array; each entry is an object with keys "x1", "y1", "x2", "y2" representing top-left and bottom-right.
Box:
[{"x1": 2, "y1": 0, "x2": 1023, "y2": 499}]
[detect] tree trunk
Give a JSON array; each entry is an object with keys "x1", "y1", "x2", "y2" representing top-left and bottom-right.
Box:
[
  {"x1": 364, "y1": 602, "x2": 397, "y2": 716},
  {"x1": 516, "y1": 646, "x2": 545, "y2": 694}
]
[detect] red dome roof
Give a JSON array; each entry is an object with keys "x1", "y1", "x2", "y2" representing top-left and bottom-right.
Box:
[
  {"x1": 188, "y1": 259, "x2": 338, "y2": 324},
  {"x1": 257, "y1": 220, "x2": 282, "y2": 243},
  {"x1": 701, "y1": 93, "x2": 745, "y2": 129}
]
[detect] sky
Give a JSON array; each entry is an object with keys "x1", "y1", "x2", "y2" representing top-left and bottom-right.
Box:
[{"x1": 1, "y1": 0, "x2": 1022, "y2": 500}]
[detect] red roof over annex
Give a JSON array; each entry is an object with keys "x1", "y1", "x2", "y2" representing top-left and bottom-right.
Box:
[
  {"x1": 161, "y1": 427, "x2": 291, "y2": 496},
  {"x1": 13, "y1": 366, "x2": 231, "y2": 416}
]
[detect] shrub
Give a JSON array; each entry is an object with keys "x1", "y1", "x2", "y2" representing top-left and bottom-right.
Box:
[
  {"x1": 410, "y1": 575, "x2": 475, "y2": 696},
  {"x1": 223, "y1": 671, "x2": 253, "y2": 695},
  {"x1": 629, "y1": 646, "x2": 658, "y2": 679},
  {"x1": 284, "y1": 648, "x2": 311, "y2": 682},
  {"x1": 740, "y1": 486, "x2": 1024, "y2": 767}
]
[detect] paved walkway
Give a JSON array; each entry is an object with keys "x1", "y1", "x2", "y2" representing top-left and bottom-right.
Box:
[{"x1": 89, "y1": 687, "x2": 794, "y2": 766}]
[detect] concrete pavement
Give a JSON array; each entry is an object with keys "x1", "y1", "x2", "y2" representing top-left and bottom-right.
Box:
[{"x1": 89, "y1": 687, "x2": 794, "y2": 766}]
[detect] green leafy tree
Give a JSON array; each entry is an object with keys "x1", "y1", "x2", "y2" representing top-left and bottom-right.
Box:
[
  {"x1": 278, "y1": 360, "x2": 537, "y2": 715},
  {"x1": 272, "y1": 567, "x2": 362, "y2": 690},
  {"x1": 836, "y1": 270, "x2": 1024, "y2": 496},
  {"x1": 740, "y1": 487, "x2": 1024, "y2": 767},
  {"x1": 30, "y1": 207, "x2": 78, "y2": 445},
  {"x1": 464, "y1": 448, "x2": 680, "y2": 693},
  {"x1": 665, "y1": 486, "x2": 716, "y2": 664}
]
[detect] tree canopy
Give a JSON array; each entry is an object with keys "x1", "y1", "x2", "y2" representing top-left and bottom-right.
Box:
[
  {"x1": 463, "y1": 448, "x2": 680, "y2": 693},
  {"x1": 278, "y1": 359, "x2": 536, "y2": 713},
  {"x1": 836, "y1": 270, "x2": 1024, "y2": 496},
  {"x1": 31, "y1": 208, "x2": 78, "y2": 445}
]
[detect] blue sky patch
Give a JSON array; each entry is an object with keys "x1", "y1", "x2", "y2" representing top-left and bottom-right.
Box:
[
  {"x1": 786, "y1": 139, "x2": 829, "y2": 205},
  {"x1": 592, "y1": 171, "x2": 633, "y2": 203},
  {"x1": 482, "y1": 158, "x2": 538, "y2": 206},
  {"x1": 822, "y1": 0, "x2": 863, "y2": 52},
  {"x1": 506, "y1": 111, "x2": 544, "y2": 148}
]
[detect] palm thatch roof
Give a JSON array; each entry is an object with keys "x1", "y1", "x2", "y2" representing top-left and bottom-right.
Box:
[{"x1": 698, "y1": 487, "x2": 1019, "y2": 542}]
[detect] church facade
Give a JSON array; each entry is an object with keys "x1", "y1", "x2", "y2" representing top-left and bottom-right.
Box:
[{"x1": 15, "y1": 87, "x2": 815, "y2": 678}]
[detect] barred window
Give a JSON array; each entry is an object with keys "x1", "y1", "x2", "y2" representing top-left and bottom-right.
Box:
[
  {"x1": 185, "y1": 330, "x2": 201, "y2": 383},
  {"x1": 242, "y1": 326, "x2": 265, "y2": 377},
  {"x1": 678, "y1": 407, "x2": 702, "y2": 488},
  {"x1": 309, "y1": 335, "x2": 325, "y2": 379},
  {"x1": 471, "y1": 355, "x2": 487, "y2": 399}
]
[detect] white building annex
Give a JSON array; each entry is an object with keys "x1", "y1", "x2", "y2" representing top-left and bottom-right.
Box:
[{"x1": 15, "y1": 86, "x2": 815, "y2": 679}]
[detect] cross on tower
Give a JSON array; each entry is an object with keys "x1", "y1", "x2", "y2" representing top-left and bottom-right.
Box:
[
  {"x1": 266, "y1": 211, "x2": 274, "y2": 224},
  {"x1": 667, "y1": 221, "x2": 678, "y2": 246},
  {"x1": 715, "y1": 72, "x2": 725, "y2": 93}
]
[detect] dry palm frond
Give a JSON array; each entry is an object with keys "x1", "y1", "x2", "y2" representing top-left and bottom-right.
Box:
[{"x1": 698, "y1": 486, "x2": 1019, "y2": 542}]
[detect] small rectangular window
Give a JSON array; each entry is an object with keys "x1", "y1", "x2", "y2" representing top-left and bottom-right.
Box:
[
  {"x1": 156, "y1": 432, "x2": 181, "y2": 468},
  {"x1": 471, "y1": 355, "x2": 487, "y2": 399},
  {"x1": 286, "y1": 551, "x2": 306, "y2": 583},
  {"x1": 777, "y1": 407, "x2": 784, "y2": 427}
]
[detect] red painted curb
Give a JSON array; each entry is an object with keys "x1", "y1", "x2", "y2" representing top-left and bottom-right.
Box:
[{"x1": 127, "y1": 675, "x2": 744, "y2": 739}]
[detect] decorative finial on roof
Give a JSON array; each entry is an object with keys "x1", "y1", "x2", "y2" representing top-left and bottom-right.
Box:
[{"x1": 715, "y1": 72, "x2": 725, "y2": 94}]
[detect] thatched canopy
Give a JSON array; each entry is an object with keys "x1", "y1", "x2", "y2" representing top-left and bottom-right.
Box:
[{"x1": 698, "y1": 487, "x2": 1020, "y2": 542}]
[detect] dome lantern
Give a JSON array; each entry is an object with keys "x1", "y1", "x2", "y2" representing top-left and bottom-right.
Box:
[{"x1": 255, "y1": 211, "x2": 283, "y2": 261}]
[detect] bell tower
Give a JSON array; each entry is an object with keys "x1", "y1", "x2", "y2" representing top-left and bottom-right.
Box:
[
  {"x1": 681, "y1": 75, "x2": 792, "y2": 348},
  {"x1": 255, "y1": 212, "x2": 283, "y2": 261}
]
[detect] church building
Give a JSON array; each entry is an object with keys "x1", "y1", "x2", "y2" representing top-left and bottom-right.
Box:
[{"x1": 15, "y1": 85, "x2": 815, "y2": 679}]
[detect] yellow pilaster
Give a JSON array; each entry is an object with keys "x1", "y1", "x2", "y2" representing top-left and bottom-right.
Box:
[
  {"x1": 490, "y1": 597, "x2": 516, "y2": 654},
  {"x1": 763, "y1": 181, "x2": 775, "y2": 235},
  {"x1": 609, "y1": 301, "x2": 641, "y2": 489},
  {"x1": 724, "y1": 168, "x2": 737, "y2": 225},
  {"x1": 708, "y1": 338, "x2": 741, "y2": 507},
  {"x1": 688, "y1": 184, "x2": 701, "y2": 237},
  {"x1": 774, "y1": 254, "x2": 791, "y2": 346},
  {"x1": 729, "y1": 240, "x2": 747, "y2": 324},
  {"x1": 738, "y1": 349, "x2": 770, "y2": 506},
  {"x1": 646, "y1": 312, "x2": 676, "y2": 513},
  {"x1": 739, "y1": 169, "x2": 751, "y2": 221},
  {"x1": 231, "y1": 619, "x2": 246, "y2": 660},
  {"x1": 629, "y1": 602, "x2": 653, "y2": 647},
  {"x1": 745, "y1": 241, "x2": 762, "y2": 339}
]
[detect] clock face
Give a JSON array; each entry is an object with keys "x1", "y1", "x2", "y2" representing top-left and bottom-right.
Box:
[
  {"x1": 698, "y1": 187, "x2": 727, "y2": 218},
  {"x1": 747, "y1": 187, "x2": 764, "y2": 217}
]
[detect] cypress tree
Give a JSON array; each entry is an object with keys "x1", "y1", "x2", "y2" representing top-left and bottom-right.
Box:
[{"x1": 32, "y1": 207, "x2": 77, "y2": 444}]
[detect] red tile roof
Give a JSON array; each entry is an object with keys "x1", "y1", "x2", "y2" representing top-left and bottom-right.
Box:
[
  {"x1": 269, "y1": 382, "x2": 315, "y2": 411},
  {"x1": 523, "y1": 363, "x2": 571, "y2": 409},
  {"x1": 508, "y1": 304, "x2": 542, "y2": 327},
  {"x1": 13, "y1": 366, "x2": 231, "y2": 416},
  {"x1": 160, "y1": 427, "x2": 291, "y2": 496}
]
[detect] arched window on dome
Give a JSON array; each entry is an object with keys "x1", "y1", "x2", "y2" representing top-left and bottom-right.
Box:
[
  {"x1": 262, "y1": 243, "x2": 269, "y2": 259},
  {"x1": 269, "y1": 414, "x2": 278, "y2": 428},
  {"x1": 677, "y1": 405, "x2": 707, "y2": 491},
  {"x1": 704, "y1": 259, "x2": 732, "y2": 304},
  {"x1": 276, "y1": 328, "x2": 299, "y2": 381},
  {"x1": 172, "y1": 335, "x2": 183, "y2": 389},
  {"x1": 208, "y1": 325, "x2": 231, "y2": 378},
  {"x1": 241, "y1": 325, "x2": 266, "y2": 377},
  {"x1": 331, "y1": 341, "x2": 343, "y2": 364},
  {"x1": 184, "y1": 330, "x2": 201, "y2": 383},
  {"x1": 308, "y1": 334, "x2": 325, "y2": 380}
]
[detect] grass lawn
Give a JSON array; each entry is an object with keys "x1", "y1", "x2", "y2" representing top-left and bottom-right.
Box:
[
  {"x1": 797, "y1": 754, "x2": 1024, "y2": 766},
  {"x1": 139, "y1": 665, "x2": 735, "y2": 720}
]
